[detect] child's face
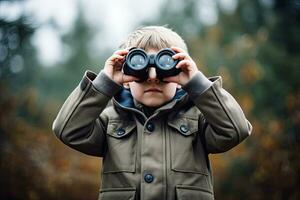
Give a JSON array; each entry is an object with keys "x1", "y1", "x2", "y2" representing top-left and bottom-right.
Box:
[{"x1": 125, "y1": 48, "x2": 179, "y2": 108}]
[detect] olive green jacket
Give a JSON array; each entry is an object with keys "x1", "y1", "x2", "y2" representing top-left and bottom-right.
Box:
[{"x1": 52, "y1": 70, "x2": 252, "y2": 200}]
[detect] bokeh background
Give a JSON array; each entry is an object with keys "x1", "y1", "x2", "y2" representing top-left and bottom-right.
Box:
[{"x1": 0, "y1": 0, "x2": 299, "y2": 199}]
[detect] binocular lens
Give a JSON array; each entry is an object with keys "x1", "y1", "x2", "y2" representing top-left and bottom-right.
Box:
[
  {"x1": 123, "y1": 48, "x2": 180, "y2": 80},
  {"x1": 158, "y1": 54, "x2": 175, "y2": 69},
  {"x1": 130, "y1": 54, "x2": 146, "y2": 69}
]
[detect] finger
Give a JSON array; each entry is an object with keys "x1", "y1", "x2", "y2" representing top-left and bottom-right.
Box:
[
  {"x1": 175, "y1": 60, "x2": 191, "y2": 69},
  {"x1": 163, "y1": 75, "x2": 180, "y2": 84},
  {"x1": 114, "y1": 60, "x2": 124, "y2": 70},
  {"x1": 171, "y1": 46, "x2": 186, "y2": 53},
  {"x1": 105, "y1": 55, "x2": 125, "y2": 71},
  {"x1": 115, "y1": 58, "x2": 125, "y2": 66},
  {"x1": 122, "y1": 74, "x2": 140, "y2": 83},
  {"x1": 113, "y1": 49, "x2": 129, "y2": 56},
  {"x1": 115, "y1": 56, "x2": 125, "y2": 63},
  {"x1": 109, "y1": 54, "x2": 125, "y2": 62},
  {"x1": 172, "y1": 52, "x2": 190, "y2": 60}
]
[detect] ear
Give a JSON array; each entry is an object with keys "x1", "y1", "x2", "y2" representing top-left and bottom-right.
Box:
[{"x1": 123, "y1": 82, "x2": 130, "y2": 89}]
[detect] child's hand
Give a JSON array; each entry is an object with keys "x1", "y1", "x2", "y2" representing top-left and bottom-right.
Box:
[
  {"x1": 163, "y1": 47, "x2": 199, "y2": 86},
  {"x1": 103, "y1": 49, "x2": 139, "y2": 84}
]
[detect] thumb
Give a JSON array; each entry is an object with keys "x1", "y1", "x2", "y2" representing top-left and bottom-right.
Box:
[
  {"x1": 122, "y1": 74, "x2": 140, "y2": 83},
  {"x1": 163, "y1": 75, "x2": 180, "y2": 84}
]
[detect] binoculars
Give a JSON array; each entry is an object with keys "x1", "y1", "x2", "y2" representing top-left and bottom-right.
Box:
[{"x1": 122, "y1": 48, "x2": 181, "y2": 81}]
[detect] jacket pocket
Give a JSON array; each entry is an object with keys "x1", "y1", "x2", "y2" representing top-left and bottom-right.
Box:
[
  {"x1": 99, "y1": 188, "x2": 136, "y2": 200},
  {"x1": 168, "y1": 116, "x2": 209, "y2": 175},
  {"x1": 103, "y1": 120, "x2": 137, "y2": 173},
  {"x1": 176, "y1": 185, "x2": 214, "y2": 200}
]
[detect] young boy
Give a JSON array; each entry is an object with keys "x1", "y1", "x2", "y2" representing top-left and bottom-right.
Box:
[{"x1": 53, "y1": 26, "x2": 252, "y2": 200}]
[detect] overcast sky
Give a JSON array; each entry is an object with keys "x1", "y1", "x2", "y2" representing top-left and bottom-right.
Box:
[{"x1": 0, "y1": 0, "x2": 239, "y2": 66}]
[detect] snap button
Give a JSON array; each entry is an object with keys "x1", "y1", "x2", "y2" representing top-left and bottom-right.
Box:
[
  {"x1": 180, "y1": 125, "x2": 189, "y2": 134},
  {"x1": 146, "y1": 122, "x2": 155, "y2": 132},
  {"x1": 144, "y1": 174, "x2": 154, "y2": 183},
  {"x1": 116, "y1": 128, "x2": 125, "y2": 136}
]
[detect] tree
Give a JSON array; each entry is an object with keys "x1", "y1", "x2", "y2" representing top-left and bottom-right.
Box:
[{"x1": 145, "y1": 0, "x2": 300, "y2": 199}]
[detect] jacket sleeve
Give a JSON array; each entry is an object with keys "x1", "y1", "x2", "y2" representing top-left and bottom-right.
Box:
[
  {"x1": 52, "y1": 70, "x2": 122, "y2": 157},
  {"x1": 183, "y1": 71, "x2": 252, "y2": 154}
]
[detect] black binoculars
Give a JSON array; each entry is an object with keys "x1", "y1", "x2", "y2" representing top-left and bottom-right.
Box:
[{"x1": 122, "y1": 48, "x2": 181, "y2": 81}]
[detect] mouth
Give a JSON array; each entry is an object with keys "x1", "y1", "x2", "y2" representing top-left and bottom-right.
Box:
[{"x1": 145, "y1": 88, "x2": 162, "y2": 93}]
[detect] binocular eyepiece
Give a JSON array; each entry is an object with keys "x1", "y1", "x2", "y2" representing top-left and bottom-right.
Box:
[{"x1": 123, "y1": 48, "x2": 180, "y2": 81}]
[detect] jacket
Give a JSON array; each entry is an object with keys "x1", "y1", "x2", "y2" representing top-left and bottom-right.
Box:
[{"x1": 52, "y1": 70, "x2": 252, "y2": 200}]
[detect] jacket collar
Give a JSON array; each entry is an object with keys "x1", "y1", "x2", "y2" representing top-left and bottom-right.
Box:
[{"x1": 113, "y1": 88, "x2": 188, "y2": 113}]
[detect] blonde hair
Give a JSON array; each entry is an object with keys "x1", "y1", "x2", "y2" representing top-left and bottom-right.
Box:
[{"x1": 119, "y1": 25, "x2": 188, "y2": 52}]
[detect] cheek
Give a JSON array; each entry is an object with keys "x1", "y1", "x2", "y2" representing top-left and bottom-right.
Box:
[
  {"x1": 164, "y1": 84, "x2": 178, "y2": 98},
  {"x1": 128, "y1": 83, "x2": 143, "y2": 99}
]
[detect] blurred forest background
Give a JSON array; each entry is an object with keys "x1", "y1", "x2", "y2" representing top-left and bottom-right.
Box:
[{"x1": 0, "y1": 0, "x2": 299, "y2": 199}]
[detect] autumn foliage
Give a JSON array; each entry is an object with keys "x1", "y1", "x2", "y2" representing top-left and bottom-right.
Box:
[{"x1": 0, "y1": 0, "x2": 299, "y2": 199}]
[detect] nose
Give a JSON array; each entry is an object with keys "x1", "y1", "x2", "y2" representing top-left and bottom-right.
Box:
[{"x1": 147, "y1": 67, "x2": 160, "y2": 83}]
